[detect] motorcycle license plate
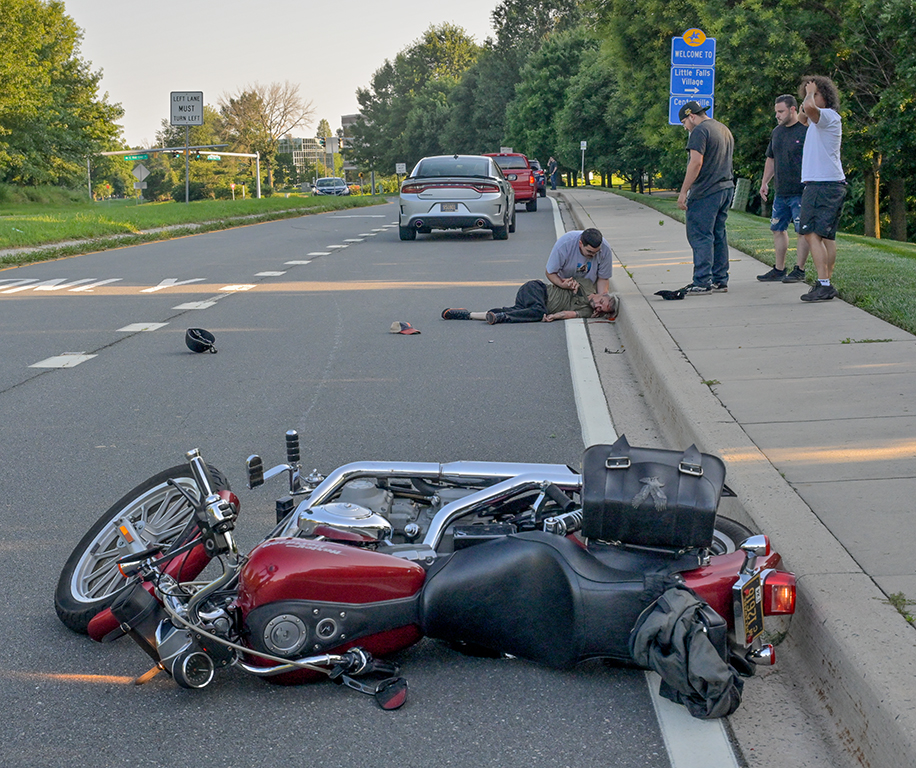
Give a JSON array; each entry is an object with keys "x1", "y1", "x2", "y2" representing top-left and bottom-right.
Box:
[
  {"x1": 441, "y1": 202, "x2": 458, "y2": 212},
  {"x1": 737, "y1": 572, "x2": 765, "y2": 645}
]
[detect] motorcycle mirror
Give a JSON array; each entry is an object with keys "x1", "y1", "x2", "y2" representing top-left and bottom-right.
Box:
[{"x1": 374, "y1": 677, "x2": 408, "y2": 710}]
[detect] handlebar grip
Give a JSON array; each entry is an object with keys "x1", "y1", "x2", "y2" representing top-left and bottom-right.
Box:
[{"x1": 186, "y1": 449, "x2": 215, "y2": 497}]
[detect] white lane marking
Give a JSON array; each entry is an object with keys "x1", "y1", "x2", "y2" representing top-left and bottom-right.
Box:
[
  {"x1": 23, "y1": 279, "x2": 97, "y2": 292},
  {"x1": 70, "y1": 279, "x2": 123, "y2": 292},
  {"x1": 141, "y1": 278, "x2": 206, "y2": 293},
  {"x1": 118, "y1": 323, "x2": 168, "y2": 332},
  {"x1": 556, "y1": 194, "x2": 739, "y2": 767},
  {"x1": 343, "y1": 238, "x2": 364, "y2": 243},
  {"x1": 359, "y1": 233, "x2": 377, "y2": 237},
  {"x1": 173, "y1": 301, "x2": 217, "y2": 309},
  {"x1": 307, "y1": 252, "x2": 331, "y2": 256},
  {"x1": 565, "y1": 321, "x2": 615, "y2": 447},
  {"x1": 285, "y1": 260, "x2": 312, "y2": 265},
  {"x1": 646, "y1": 673, "x2": 740, "y2": 768},
  {"x1": 326, "y1": 244, "x2": 348, "y2": 249},
  {"x1": 371, "y1": 228, "x2": 385, "y2": 232},
  {"x1": 30, "y1": 354, "x2": 96, "y2": 368},
  {"x1": 255, "y1": 271, "x2": 287, "y2": 276},
  {"x1": 330, "y1": 214, "x2": 386, "y2": 218}
]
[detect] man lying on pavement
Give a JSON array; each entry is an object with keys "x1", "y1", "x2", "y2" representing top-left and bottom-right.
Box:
[{"x1": 442, "y1": 277, "x2": 618, "y2": 325}]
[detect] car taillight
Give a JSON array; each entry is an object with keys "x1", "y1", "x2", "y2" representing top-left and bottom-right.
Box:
[
  {"x1": 762, "y1": 570, "x2": 796, "y2": 615},
  {"x1": 529, "y1": 174, "x2": 535, "y2": 186},
  {"x1": 473, "y1": 183, "x2": 500, "y2": 193},
  {"x1": 401, "y1": 183, "x2": 423, "y2": 195}
]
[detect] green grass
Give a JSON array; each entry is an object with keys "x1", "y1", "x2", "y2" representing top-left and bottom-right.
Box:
[
  {"x1": 0, "y1": 193, "x2": 388, "y2": 266},
  {"x1": 608, "y1": 188, "x2": 916, "y2": 336}
]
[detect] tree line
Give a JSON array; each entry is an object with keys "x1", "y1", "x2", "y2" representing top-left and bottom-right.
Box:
[{"x1": 347, "y1": 0, "x2": 916, "y2": 241}]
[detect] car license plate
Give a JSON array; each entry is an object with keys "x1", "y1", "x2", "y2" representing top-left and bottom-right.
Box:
[
  {"x1": 441, "y1": 202, "x2": 458, "y2": 212},
  {"x1": 737, "y1": 572, "x2": 765, "y2": 645}
]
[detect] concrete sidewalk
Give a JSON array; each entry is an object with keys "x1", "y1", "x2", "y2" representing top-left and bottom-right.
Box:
[{"x1": 559, "y1": 187, "x2": 916, "y2": 767}]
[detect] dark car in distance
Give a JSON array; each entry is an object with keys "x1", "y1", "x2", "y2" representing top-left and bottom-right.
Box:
[{"x1": 529, "y1": 159, "x2": 547, "y2": 198}]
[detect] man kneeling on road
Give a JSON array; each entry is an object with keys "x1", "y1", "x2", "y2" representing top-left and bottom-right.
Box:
[{"x1": 441, "y1": 277, "x2": 618, "y2": 325}]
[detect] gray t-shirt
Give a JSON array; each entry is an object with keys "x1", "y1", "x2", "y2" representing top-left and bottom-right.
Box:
[
  {"x1": 545, "y1": 230, "x2": 613, "y2": 284},
  {"x1": 686, "y1": 118, "x2": 735, "y2": 200}
]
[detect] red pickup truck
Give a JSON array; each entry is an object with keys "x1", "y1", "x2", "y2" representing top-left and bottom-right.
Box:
[{"x1": 483, "y1": 152, "x2": 538, "y2": 212}]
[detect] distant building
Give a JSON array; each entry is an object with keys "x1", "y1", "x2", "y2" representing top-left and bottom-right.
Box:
[
  {"x1": 340, "y1": 114, "x2": 360, "y2": 172},
  {"x1": 277, "y1": 136, "x2": 325, "y2": 173}
]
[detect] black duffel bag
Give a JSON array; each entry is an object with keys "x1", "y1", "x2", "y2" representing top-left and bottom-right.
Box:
[{"x1": 581, "y1": 434, "x2": 726, "y2": 549}]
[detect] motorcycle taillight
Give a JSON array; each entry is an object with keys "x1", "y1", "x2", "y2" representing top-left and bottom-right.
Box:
[{"x1": 762, "y1": 570, "x2": 796, "y2": 615}]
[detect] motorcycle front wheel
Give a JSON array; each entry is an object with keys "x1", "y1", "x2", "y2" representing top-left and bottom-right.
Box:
[{"x1": 54, "y1": 464, "x2": 230, "y2": 634}]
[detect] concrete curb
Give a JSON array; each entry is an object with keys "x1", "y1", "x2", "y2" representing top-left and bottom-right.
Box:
[{"x1": 560, "y1": 190, "x2": 916, "y2": 767}]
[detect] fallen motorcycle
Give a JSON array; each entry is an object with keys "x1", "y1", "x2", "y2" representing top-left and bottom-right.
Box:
[{"x1": 55, "y1": 432, "x2": 796, "y2": 716}]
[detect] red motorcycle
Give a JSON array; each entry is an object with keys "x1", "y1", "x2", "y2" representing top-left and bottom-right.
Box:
[{"x1": 55, "y1": 432, "x2": 796, "y2": 716}]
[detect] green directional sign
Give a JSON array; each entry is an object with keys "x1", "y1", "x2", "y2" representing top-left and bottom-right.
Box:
[
  {"x1": 206, "y1": 154, "x2": 221, "y2": 161},
  {"x1": 124, "y1": 153, "x2": 149, "y2": 161}
]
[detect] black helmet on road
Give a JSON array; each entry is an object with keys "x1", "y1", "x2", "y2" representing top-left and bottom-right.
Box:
[{"x1": 185, "y1": 328, "x2": 217, "y2": 353}]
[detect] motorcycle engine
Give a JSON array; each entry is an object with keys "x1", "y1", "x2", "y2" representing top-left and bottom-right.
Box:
[{"x1": 296, "y1": 478, "x2": 472, "y2": 544}]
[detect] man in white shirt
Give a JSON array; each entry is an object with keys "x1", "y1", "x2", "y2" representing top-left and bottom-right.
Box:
[{"x1": 797, "y1": 76, "x2": 846, "y2": 303}]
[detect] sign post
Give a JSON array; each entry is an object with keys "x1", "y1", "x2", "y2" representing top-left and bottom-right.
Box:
[
  {"x1": 170, "y1": 91, "x2": 204, "y2": 203},
  {"x1": 580, "y1": 140, "x2": 587, "y2": 185},
  {"x1": 669, "y1": 30, "x2": 716, "y2": 125}
]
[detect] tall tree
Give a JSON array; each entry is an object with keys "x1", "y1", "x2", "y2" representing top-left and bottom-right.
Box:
[
  {"x1": 0, "y1": 0, "x2": 123, "y2": 185},
  {"x1": 219, "y1": 81, "x2": 315, "y2": 187},
  {"x1": 349, "y1": 24, "x2": 480, "y2": 172},
  {"x1": 504, "y1": 27, "x2": 599, "y2": 167}
]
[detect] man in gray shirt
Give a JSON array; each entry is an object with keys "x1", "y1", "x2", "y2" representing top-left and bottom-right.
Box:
[{"x1": 676, "y1": 101, "x2": 735, "y2": 295}]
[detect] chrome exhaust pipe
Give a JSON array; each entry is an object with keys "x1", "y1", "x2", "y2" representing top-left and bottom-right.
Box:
[
  {"x1": 475, "y1": 219, "x2": 486, "y2": 228},
  {"x1": 415, "y1": 220, "x2": 423, "y2": 229}
]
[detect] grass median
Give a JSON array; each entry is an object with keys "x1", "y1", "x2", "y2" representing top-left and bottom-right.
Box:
[
  {"x1": 0, "y1": 193, "x2": 390, "y2": 267},
  {"x1": 608, "y1": 187, "x2": 916, "y2": 336}
]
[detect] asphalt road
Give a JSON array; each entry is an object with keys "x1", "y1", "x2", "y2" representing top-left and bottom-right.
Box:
[{"x1": 0, "y1": 202, "x2": 677, "y2": 767}]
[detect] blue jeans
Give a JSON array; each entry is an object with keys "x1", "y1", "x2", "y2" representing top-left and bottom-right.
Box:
[{"x1": 686, "y1": 188, "x2": 733, "y2": 286}]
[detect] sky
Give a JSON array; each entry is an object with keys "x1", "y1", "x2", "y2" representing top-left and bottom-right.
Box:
[{"x1": 64, "y1": 0, "x2": 502, "y2": 148}]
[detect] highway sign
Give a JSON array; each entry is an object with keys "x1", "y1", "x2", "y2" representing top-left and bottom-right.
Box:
[
  {"x1": 670, "y1": 66, "x2": 715, "y2": 97},
  {"x1": 671, "y1": 31, "x2": 716, "y2": 67},
  {"x1": 124, "y1": 154, "x2": 148, "y2": 161},
  {"x1": 669, "y1": 95, "x2": 714, "y2": 125},
  {"x1": 132, "y1": 164, "x2": 150, "y2": 182},
  {"x1": 170, "y1": 91, "x2": 204, "y2": 126}
]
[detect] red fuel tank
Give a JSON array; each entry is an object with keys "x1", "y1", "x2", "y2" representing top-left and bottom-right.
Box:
[{"x1": 236, "y1": 538, "x2": 427, "y2": 612}]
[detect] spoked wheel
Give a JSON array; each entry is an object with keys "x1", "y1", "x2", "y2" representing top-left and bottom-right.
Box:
[
  {"x1": 710, "y1": 516, "x2": 756, "y2": 555},
  {"x1": 54, "y1": 464, "x2": 229, "y2": 633}
]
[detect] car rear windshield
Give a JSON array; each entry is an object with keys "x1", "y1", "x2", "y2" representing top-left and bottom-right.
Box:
[
  {"x1": 414, "y1": 158, "x2": 490, "y2": 178},
  {"x1": 492, "y1": 156, "x2": 528, "y2": 170}
]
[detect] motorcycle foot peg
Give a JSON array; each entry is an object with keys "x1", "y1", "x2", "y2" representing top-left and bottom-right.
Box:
[
  {"x1": 748, "y1": 644, "x2": 776, "y2": 666},
  {"x1": 285, "y1": 430, "x2": 300, "y2": 464},
  {"x1": 247, "y1": 455, "x2": 264, "y2": 489}
]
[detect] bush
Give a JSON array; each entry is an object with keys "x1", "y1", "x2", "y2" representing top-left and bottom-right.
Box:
[{"x1": 170, "y1": 181, "x2": 213, "y2": 202}]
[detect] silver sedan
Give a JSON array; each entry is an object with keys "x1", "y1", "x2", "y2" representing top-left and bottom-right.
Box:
[{"x1": 398, "y1": 155, "x2": 515, "y2": 241}]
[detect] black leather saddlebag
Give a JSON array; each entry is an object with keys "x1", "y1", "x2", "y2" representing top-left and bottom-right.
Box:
[{"x1": 581, "y1": 434, "x2": 726, "y2": 549}]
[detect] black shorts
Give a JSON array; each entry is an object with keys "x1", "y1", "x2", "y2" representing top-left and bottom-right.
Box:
[{"x1": 799, "y1": 182, "x2": 846, "y2": 240}]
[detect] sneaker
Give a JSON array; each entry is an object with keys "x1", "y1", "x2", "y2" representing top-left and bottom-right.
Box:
[
  {"x1": 757, "y1": 267, "x2": 787, "y2": 282},
  {"x1": 683, "y1": 284, "x2": 712, "y2": 295},
  {"x1": 486, "y1": 311, "x2": 508, "y2": 324},
  {"x1": 800, "y1": 283, "x2": 838, "y2": 302},
  {"x1": 442, "y1": 308, "x2": 471, "y2": 320},
  {"x1": 782, "y1": 266, "x2": 806, "y2": 283},
  {"x1": 711, "y1": 282, "x2": 728, "y2": 293}
]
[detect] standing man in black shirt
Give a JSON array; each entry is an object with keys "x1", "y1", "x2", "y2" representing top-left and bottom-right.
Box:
[
  {"x1": 757, "y1": 95, "x2": 810, "y2": 283},
  {"x1": 676, "y1": 101, "x2": 735, "y2": 295}
]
